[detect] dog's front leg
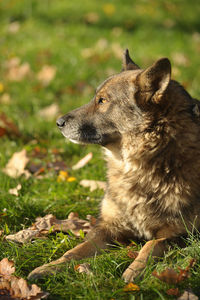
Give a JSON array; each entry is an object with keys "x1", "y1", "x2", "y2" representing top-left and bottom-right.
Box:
[
  {"x1": 28, "y1": 227, "x2": 110, "y2": 280},
  {"x1": 122, "y1": 238, "x2": 166, "y2": 283}
]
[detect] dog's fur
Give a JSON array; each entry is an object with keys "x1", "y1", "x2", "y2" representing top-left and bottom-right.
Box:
[{"x1": 28, "y1": 50, "x2": 200, "y2": 282}]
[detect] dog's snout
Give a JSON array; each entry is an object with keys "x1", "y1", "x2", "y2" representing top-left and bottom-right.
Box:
[{"x1": 56, "y1": 117, "x2": 66, "y2": 128}]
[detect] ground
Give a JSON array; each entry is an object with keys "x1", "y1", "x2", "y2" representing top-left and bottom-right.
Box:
[{"x1": 0, "y1": 0, "x2": 200, "y2": 299}]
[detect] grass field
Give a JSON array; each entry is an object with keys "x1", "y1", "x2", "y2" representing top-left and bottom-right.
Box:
[{"x1": 0, "y1": 0, "x2": 200, "y2": 299}]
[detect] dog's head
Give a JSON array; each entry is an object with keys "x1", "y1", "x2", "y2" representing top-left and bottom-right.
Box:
[{"x1": 57, "y1": 50, "x2": 186, "y2": 147}]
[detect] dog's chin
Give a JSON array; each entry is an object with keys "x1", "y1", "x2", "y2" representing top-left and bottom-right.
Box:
[{"x1": 61, "y1": 131, "x2": 102, "y2": 145}]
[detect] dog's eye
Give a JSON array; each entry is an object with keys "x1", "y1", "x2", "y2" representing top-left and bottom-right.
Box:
[{"x1": 98, "y1": 97, "x2": 107, "y2": 105}]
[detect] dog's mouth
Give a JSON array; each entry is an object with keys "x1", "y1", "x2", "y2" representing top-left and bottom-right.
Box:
[{"x1": 60, "y1": 128, "x2": 102, "y2": 145}]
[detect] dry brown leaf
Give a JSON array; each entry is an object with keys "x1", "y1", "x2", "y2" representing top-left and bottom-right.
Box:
[
  {"x1": 9, "y1": 184, "x2": 22, "y2": 196},
  {"x1": 5, "y1": 57, "x2": 31, "y2": 81},
  {"x1": 6, "y1": 213, "x2": 96, "y2": 243},
  {"x1": 80, "y1": 179, "x2": 106, "y2": 192},
  {"x1": 177, "y1": 290, "x2": 199, "y2": 300},
  {"x1": 111, "y1": 42, "x2": 123, "y2": 59},
  {"x1": 6, "y1": 229, "x2": 41, "y2": 244},
  {"x1": 74, "y1": 263, "x2": 93, "y2": 275},
  {"x1": 166, "y1": 288, "x2": 180, "y2": 296},
  {"x1": 39, "y1": 103, "x2": 60, "y2": 120},
  {"x1": 72, "y1": 152, "x2": 93, "y2": 170},
  {"x1": 3, "y1": 149, "x2": 30, "y2": 178},
  {"x1": 0, "y1": 93, "x2": 11, "y2": 104},
  {"x1": 0, "y1": 258, "x2": 15, "y2": 277},
  {"x1": 0, "y1": 258, "x2": 49, "y2": 299},
  {"x1": 152, "y1": 259, "x2": 196, "y2": 284},
  {"x1": 172, "y1": 52, "x2": 190, "y2": 67},
  {"x1": 8, "y1": 21, "x2": 20, "y2": 34},
  {"x1": 84, "y1": 12, "x2": 99, "y2": 24},
  {"x1": 37, "y1": 65, "x2": 56, "y2": 86},
  {"x1": 0, "y1": 113, "x2": 20, "y2": 137},
  {"x1": 127, "y1": 250, "x2": 139, "y2": 260},
  {"x1": 152, "y1": 268, "x2": 182, "y2": 285}
]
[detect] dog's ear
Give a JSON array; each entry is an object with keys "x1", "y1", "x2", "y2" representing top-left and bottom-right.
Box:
[
  {"x1": 137, "y1": 58, "x2": 171, "y2": 105},
  {"x1": 122, "y1": 49, "x2": 140, "y2": 71}
]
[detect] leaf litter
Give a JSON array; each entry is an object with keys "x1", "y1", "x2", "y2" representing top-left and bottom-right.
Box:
[
  {"x1": 6, "y1": 212, "x2": 96, "y2": 244},
  {"x1": 0, "y1": 113, "x2": 20, "y2": 138},
  {"x1": 74, "y1": 263, "x2": 93, "y2": 276},
  {"x1": 3, "y1": 149, "x2": 30, "y2": 178},
  {"x1": 4, "y1": 57, "x2": 32, "y2": 82},
  {"x1": 152, "y1": 258, "x2": 196, "y2": 284},
  {"x1": 37, "y1": 65, "x2": 56, "y2": 86},
  {"x1": 80, "y1": 179, "x2": 106, "y2": 191},
  {"x1": 0, "y1": 258, "x2": 49, "y2": 299}
]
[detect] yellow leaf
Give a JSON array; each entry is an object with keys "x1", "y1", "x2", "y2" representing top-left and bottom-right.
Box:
[
  {"x1": 57, "y1": 170, "x2": 68, "y2": 182},
  {"x1": 0, "y1": 82, "x2": 4, "y2": 93},
  {"x1": 67, "y1": 177, "x2": 76, "y2": 182},
  {"x1": 123, "y1": 282, "x2": 140, "y2": 292},
  {"x1": 102, "y1": 4, "x2": 116, "y2": 16}
]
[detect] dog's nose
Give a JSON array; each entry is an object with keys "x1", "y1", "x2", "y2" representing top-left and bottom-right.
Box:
[{"x1": 56, "y1": 117, "x2": 66, "y2": 128}]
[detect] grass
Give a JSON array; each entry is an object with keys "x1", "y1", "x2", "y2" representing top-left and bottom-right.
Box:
[{"x1": 0, "y1": 0, "x2": 200, "y2": 299}]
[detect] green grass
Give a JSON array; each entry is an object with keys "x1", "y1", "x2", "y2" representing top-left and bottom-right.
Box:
[{"x1": 0, "y1": 0, "x2": 200, "y2": 299}]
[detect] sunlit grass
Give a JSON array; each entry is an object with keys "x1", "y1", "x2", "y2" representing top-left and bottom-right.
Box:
[{"x1": 0, "y1": 0, "x2": 200, "y2": 299}]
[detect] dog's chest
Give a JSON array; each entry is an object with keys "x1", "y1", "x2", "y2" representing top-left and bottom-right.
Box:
[{"x1": 101, "y1": 193, "x2": 153, "y2": 240}]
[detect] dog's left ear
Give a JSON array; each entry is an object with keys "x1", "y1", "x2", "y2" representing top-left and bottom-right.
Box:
[
  {"x1": 122, "y1": 49, "x2": 140, "y2": 71},
  {"x1": 137, "y1": 58, "x2": 171, "y2": 105}
]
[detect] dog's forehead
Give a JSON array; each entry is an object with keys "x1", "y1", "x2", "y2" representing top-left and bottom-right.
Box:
[{"x1": 96, "y1": 70, "x2": 141, "y2": 95}]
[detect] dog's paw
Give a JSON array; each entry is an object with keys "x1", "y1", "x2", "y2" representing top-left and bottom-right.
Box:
[
  {"x1": 28, "y1": 263, "x2": 61, "y2": 281},
  {"x1": 122, "y1": 267, "x2": 136, "y2": 283},
  {"x1": 122, "y1": 265, "x2": 144, "y2": 283}
]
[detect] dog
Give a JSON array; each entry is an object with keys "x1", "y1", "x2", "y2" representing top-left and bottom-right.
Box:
[{"x1": 28, "y1": 49, "x2": 200, "y2": 282}]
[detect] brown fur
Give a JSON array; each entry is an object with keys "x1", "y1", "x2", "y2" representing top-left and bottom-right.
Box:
[{"x1": 28, "y1": 49, "x2": 200, "y2": 282}]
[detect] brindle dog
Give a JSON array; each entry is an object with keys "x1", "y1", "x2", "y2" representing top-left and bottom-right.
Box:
[{"x1": 28, "y1": 50, "x2": 200, "y2": 282}]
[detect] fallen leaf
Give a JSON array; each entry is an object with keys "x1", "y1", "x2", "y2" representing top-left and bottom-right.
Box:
[
  {"x1": 37, "y1": 65, "x2": 56, "y2": 86},
  {"x1": 0, "y1": 113, "x2": 20, "y2": 137},
  {"x1": 74, "y1": 263, "x2": 93, "y2": 275},
  {"x1": 80, "y1": 179, "x2": 106, "y2": 191},
  {"x1": 178, "y1": 290, "x2": 199, "y2": 300},
  {"x1": 84, "y1": 12, "x2": 99, "y2": 24},
  {"x1": 0, "y1": 258, "x2": 15, "y2": 277},
  {"x1": 166, "y1": 288, "x2": 180, "y2": 296},
  {"x1": 27, "y1": 163, "x2": 43, "y2": 174},
  {"x1": 0, "y1": 258, "x2": 49, "y2": 299},
  {"x1": 8, "y1": 21, "x2": 20, "y2": 33},
  {"x1": 57, "y1": 170, "x2": 68, "y2": 182},
  {"x1": 102, "y1": 3, "x2": 116, "y2": 16},
  {"x1": 6, "y1": 229, "x2": 41, "y2": 244},
  {"x1": 6, "y1": 212, "x2": 96, "y2": 243},
  {"x1": 5, "y1": 57, "x2": 31, "y2": 81},
  {"x1": 127, "y1": 250, "x2": 139, "y2": 260},
  {"x1": 67, "y1": 177, "x2": 76, "y2": 182},
  {"x1": 0, "y1": 93, "x2": 11, "y2": 104},
  {"x1": 3, "y1": 149, "x2": 30, "y2": 178},
  {"x1": 123, "y1": 282, "x2": 140, "y2": 292},
  {"x1": 111, "y1": 42, "x2": 124, "y2": 59},
  {"x1": 152, "y1": 268, "x2": 181, "y2": 285},
  {"x1": 9, "y1": 184, "x2": 22, "y2": 196},
  {"x1": 72, "y1": 152, "x2": 93, "y2": 170},
  {"x1": 0, "y1": 127, "x2": 6, "y2": 137},
  {"x1": 47, "y1": 160, "x2": 67, "y2": 172},
  {"x1": 39, "y1": 103, "x2": 60, "y2": 120},
  {"x1": 172, "y1": 52, "x2": 190, "y2": 67},
  {"x1": 152, "y1": 259, "x2": 196, "y2": 284},
  {"x1": 0, "y1": 82, "x2": 4, "y2": 93}
]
